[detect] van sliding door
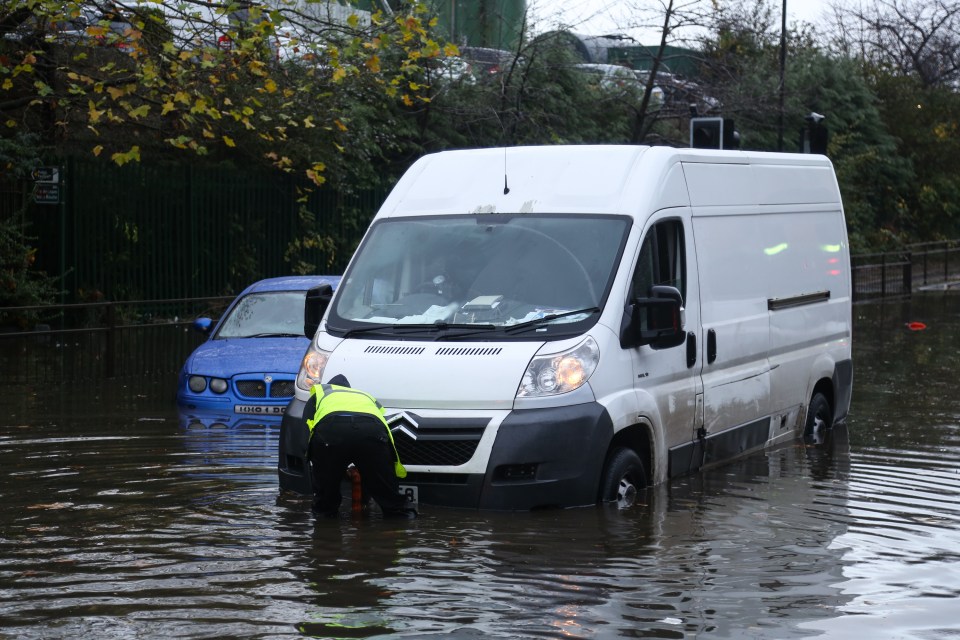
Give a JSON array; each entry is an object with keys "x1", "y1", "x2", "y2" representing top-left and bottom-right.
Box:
[{"x1": 691, "y1": 212, "x2": 773, "y2": 466}]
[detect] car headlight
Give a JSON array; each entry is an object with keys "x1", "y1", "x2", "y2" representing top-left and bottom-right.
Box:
[
  {"x1": 209, "y1": 378, "x2": 228, "y2": 394},
  {"x1": 518, "y1": 336, "x2": 599, "y2": 397},
  {"x1": 296, "y1": 341, "x2": 331, "y2": 392},
  {"x1": 188, "y1": 375, "x2": 207, "y2": 393}
]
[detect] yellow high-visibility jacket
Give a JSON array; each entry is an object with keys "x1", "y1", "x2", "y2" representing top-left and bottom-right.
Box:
[{"x1": 305, "y1": 383, "x2": 407, "y2": 478}]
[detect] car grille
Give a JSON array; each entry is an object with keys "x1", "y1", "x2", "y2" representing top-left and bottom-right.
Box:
[
  {"x1": 236, "y1": 378, "x2": 296, "y2": 399},
  {"x1": 387, "y1": 413, "x2": 488, "y2": 467},
  {"x1": 270, "y1": 380, "x2": 295, "y2": 397}
]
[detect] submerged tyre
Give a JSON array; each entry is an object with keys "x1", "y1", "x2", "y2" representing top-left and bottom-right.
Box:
[
  {"x1": 805, "y1": 392, "x2": 832, "y2": 443},
  {"x1": 599, "y1": 447, "x2": 647, "y2": 509}
]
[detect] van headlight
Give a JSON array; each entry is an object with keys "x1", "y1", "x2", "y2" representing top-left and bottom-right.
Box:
[
  {"x1": 296, "y1": 341, "x2": 331, "y2": 392},
  {"x1": 518, "y1": 337, "x2": 599, "y2": 397}
]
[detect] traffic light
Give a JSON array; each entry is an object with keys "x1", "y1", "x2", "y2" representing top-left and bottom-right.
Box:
[
  {"x1": 690, "y1": 117, "x2": 739, "y2": 149},
  {"x1": 802, "y1": 112, "x2": 828, "y2": 154}
]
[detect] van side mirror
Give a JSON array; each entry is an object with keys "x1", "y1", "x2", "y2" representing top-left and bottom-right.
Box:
[
  {"x1": 620, "y1": 285, "x2": 685, "y2": 349},
  {"x1": 304, "y1": 283, "x2": 334, "y2": 338}
]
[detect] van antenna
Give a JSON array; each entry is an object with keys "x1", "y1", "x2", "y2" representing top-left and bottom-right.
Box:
[{"x1": 503, "y1": 147, "x2": 510, "y2": 195}]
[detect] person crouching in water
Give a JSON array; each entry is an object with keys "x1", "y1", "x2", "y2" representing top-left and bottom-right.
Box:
[{"x1": 305, "y1": 374, "x2": 416, "y2": 519}]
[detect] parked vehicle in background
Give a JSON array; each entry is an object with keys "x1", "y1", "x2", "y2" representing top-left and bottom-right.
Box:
[
  {"x1": 460, "y1": 46, "x2": 515, "y2": 77},
  {"x1": 177, "y1": 275, "x2": 340, "y2": 415},
  {"x1": 576, "y1": 63, "x2": 643, "y2": 92},
  {"x1": 575, "y1": 62, "x2": 667, "y2": 110},
  {"x1": 430, "y1": 47, "x2": 516, "y2": 86}
]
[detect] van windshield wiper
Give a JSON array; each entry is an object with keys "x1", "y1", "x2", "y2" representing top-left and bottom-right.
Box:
[
  {"x1": 430, "y1": 322, "x2": 498, "y2": 341},
  {"x1": 502, "y1": 307, "x2": 601, "y2": 334},
  {"x1": 332, "y1": 323, "x2": 398, "y2": 339},
  {"x1": 334, "y1": 321, "x2": 496, "y2": 340}
]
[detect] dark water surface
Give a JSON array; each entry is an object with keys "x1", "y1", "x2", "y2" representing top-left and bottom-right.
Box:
[{"x1": 2, "y1": 294, "x2": 959, "y2": 639}]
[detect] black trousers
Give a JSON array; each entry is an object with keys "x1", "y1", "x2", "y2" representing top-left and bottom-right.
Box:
[{"x1": 307, "y1": 413, "x2": 413, "y2": 517}]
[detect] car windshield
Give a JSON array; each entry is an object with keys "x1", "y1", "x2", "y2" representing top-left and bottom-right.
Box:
[
  {"x1": 330, "y1": 214, "x2": 630, "y2": 337},
  {"x1": 216, "y1": 291, "x2": 307, "y2": 338}
]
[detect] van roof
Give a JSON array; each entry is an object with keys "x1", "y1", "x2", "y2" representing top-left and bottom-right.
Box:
[{"x1": 376, "y1": 145, "x2": 840, "y2": 219}]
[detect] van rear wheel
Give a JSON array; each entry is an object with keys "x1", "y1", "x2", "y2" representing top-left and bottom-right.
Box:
[
  {"x1": 599, "y1": 448, "x2": 647, "y2": 509},
  {"x1": 805, "y1": 392, "x2": 832, "y2": 444}
]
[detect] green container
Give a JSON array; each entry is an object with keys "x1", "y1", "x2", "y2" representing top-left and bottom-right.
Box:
[
  {"x1": 432, "y1": 0, "x2": 525, "y2": 49},
  {"x1": 354, "y1": 1, "x2": 526, "y2": 49}
]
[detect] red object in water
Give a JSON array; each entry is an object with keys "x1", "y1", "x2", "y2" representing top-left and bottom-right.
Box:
[
  {"x1": 348, "y1": 466, "x2": 363, "y2": 511},
  {"x1": 907, "y1": 321, "x2": 927, "y2": 331}
]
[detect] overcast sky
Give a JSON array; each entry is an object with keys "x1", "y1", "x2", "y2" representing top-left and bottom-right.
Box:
[{"x1": 531, "y1": 0, "x2": 835, "y2": 42}]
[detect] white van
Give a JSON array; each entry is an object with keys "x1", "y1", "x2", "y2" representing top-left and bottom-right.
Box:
[{"x1": 278, "y1": 145, "x2": 853, "y2": 510}]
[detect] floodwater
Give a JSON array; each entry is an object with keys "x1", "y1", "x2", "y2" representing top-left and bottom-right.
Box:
[{"x1": 2, "y1": 295, "x2": 959, "y2": 639}]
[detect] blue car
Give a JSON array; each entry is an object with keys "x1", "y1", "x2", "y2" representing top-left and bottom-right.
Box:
[{"x1": 176, "y1": 275, "x2": 340, "y2": 415}]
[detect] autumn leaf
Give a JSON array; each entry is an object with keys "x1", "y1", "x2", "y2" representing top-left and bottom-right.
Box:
[
  {"x1": 111, "y1": 146, "x2": 141, "y2": 166},
  {"x1": 88, "y1": 101, "x2": 104, "y2": 124},
  {"x1": 223, "y1": 136, "x2": 235, "y2": 147},
  {"x1": 127, "y1": 105, "x2": 150, "y2": 119}
]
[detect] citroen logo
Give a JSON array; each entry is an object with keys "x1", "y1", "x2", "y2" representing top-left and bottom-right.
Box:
[{"x1": 387, "y1": 411, "x2": 420, "y2": 441}]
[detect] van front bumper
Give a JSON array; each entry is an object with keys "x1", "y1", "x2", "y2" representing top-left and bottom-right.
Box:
[{"x1": 278, "y1": 399, "x2": 614, "y2": 510}]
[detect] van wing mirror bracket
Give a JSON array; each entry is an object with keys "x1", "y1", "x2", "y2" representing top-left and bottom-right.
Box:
[
  {"x1": 619, "y1": 285, "x2": 685, "y2": 349},
  {"x1": 304, "y1": 283, "x2": 334, "y2": 338}
]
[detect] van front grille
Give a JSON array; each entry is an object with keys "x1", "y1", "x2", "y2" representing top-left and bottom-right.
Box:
[
  {"x1": 387, "y1": 413, "x2": 488, "y2": 467},
  {"x1": 394, "y1": 438, "x2": 480, "y2": 466}
]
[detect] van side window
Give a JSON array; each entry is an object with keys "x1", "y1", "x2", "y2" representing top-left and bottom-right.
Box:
[{"x1": 631, "y1": 220, "x2": 685, "y2": 302}]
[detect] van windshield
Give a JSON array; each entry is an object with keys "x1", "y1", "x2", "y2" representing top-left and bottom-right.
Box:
[{"x1": 329, "y1": 214, "x2": 630, "y2": 337}]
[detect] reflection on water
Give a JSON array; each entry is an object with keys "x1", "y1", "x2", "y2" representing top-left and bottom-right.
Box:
[{"x1": 1, "y1": 294, "x2": 959, "y2": 638}]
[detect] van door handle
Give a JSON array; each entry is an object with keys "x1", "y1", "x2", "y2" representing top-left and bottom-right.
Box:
[
  {"x1": 707, "y1": 329, "x2": 717, "y2": 364},
  {"x1": 686, "y1": 332, "x2": 697, "y2": 368}
]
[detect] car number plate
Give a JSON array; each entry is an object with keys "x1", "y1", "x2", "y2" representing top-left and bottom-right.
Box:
[
  {"x1": 398, "y1": 484, "x2": 418, "y2": 507},
  {"x1": 234, "y1": 405, "x2": 286, "y2": 415}
]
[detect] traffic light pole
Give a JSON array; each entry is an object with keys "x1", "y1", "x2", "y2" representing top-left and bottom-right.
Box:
[{"x1": 777, "y1": 0, "x2": 787, "y2": 152}]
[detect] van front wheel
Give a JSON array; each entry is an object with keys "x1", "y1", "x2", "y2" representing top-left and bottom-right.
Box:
[
  {"x1": 804, "y1": 392, "x2": 832, "y2": 444},
  {"x1": 599, "y1": 448, "x2": 647, "y2": 509}
]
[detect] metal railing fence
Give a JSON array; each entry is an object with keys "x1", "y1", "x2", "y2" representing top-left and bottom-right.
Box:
[
  {"x1": 0, "y1": 296, "x2": 231, "y2": 384},
  {"x1": 852, "y1": 240, "x2": 960, "y2": 302}
]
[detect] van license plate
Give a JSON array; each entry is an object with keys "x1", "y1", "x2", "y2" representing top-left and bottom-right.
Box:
[
  {"x1": 234, "y1": 405, "x2": 285, "y2": 415},
  {"x1": 398, "y1": 484, "x2": 418, "y2": 507}
]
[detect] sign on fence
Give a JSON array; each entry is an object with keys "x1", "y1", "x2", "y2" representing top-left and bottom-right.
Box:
[
  {"x1": 32, "y1": 183, "x2": 61, "y2": 205},
  {"x1": 31, "y1": 167, "x2": 60, "y2": 183},
  {"x1": 32, "y1": 166, "x2": 62, "y2": 205}
]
